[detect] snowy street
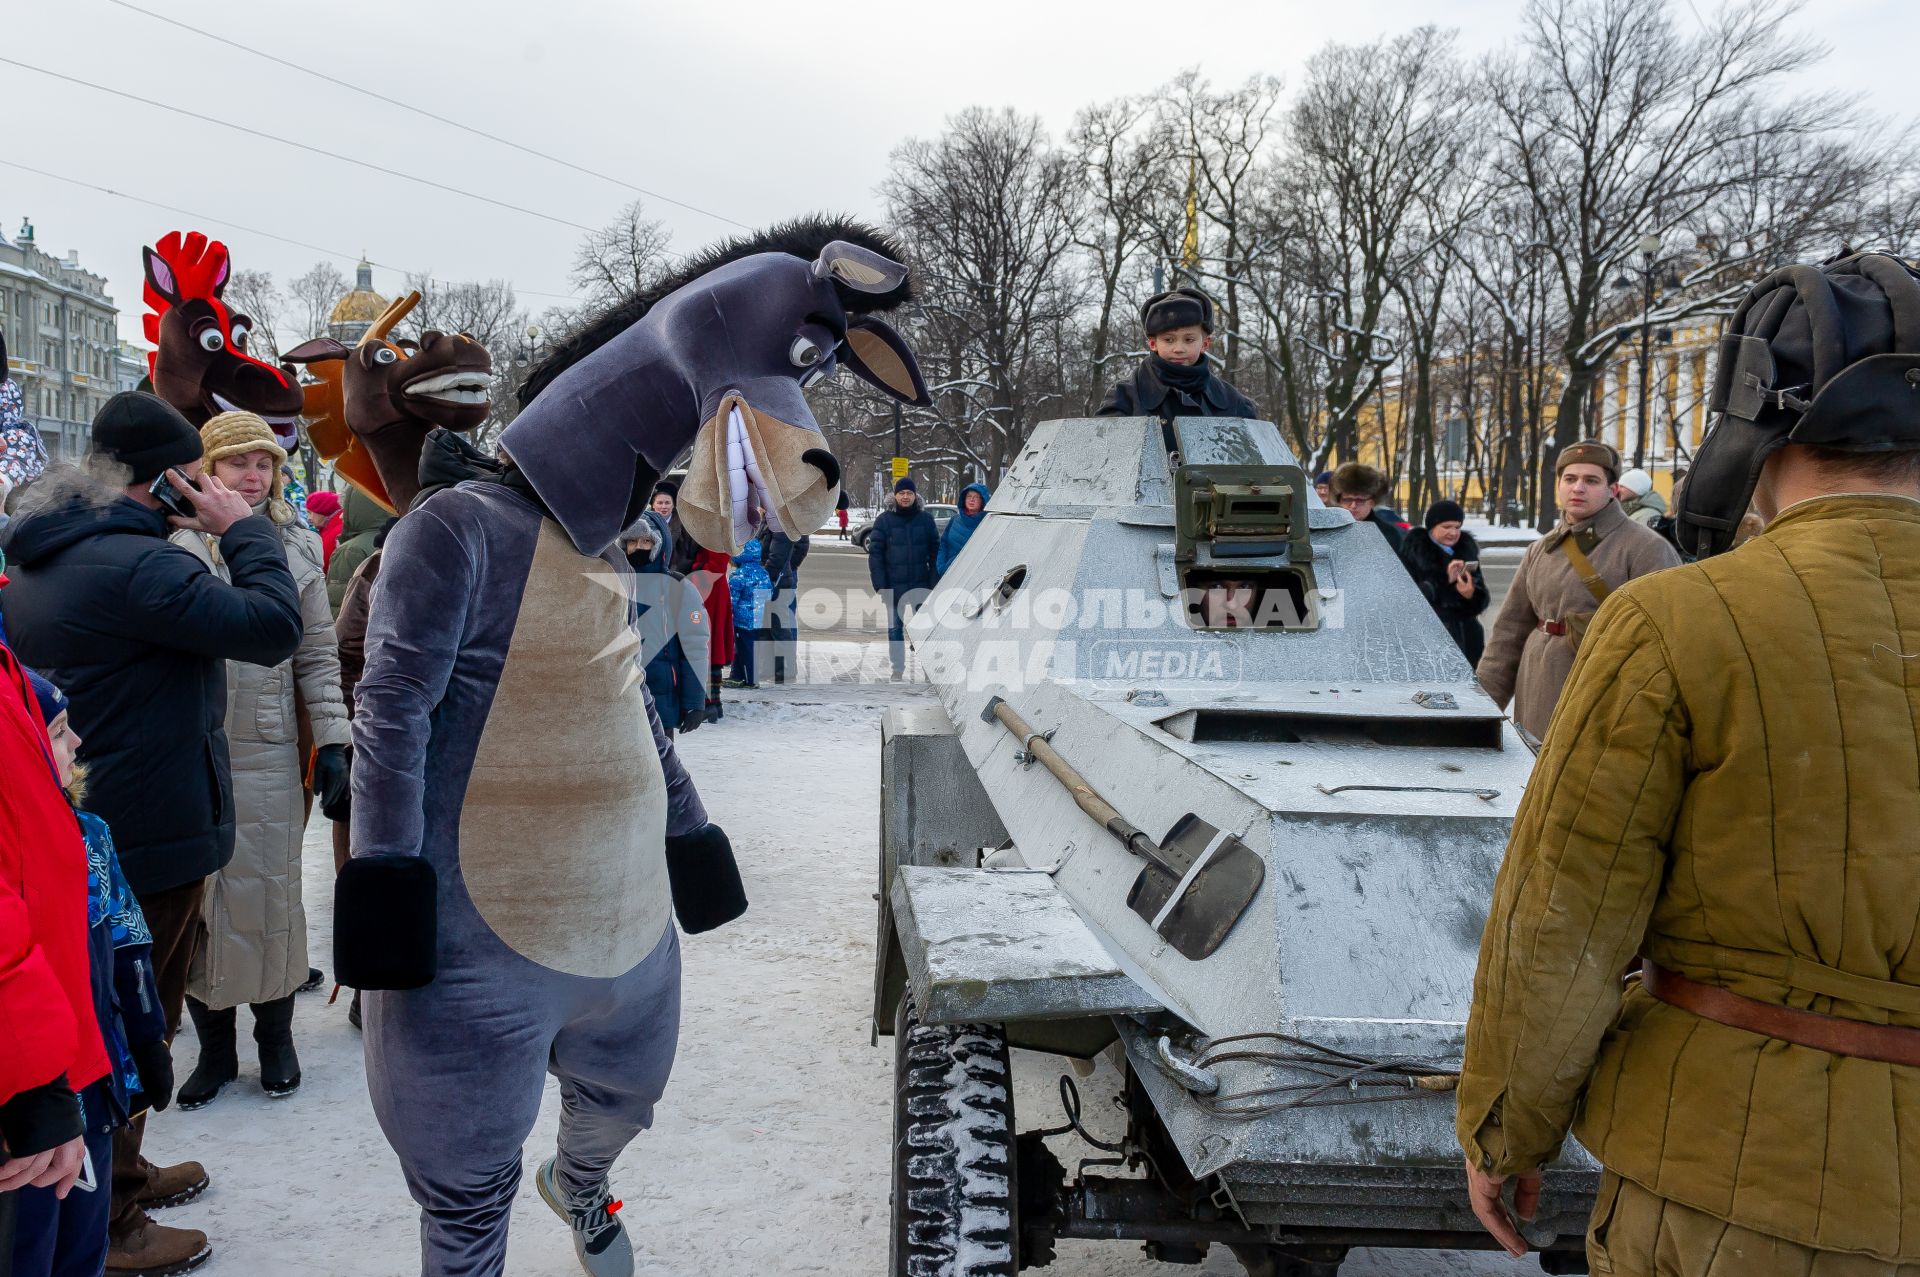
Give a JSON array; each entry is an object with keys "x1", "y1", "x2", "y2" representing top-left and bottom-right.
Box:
[{"x1": 148, "y1": 684, "x2": 1527, "y2": 1277}]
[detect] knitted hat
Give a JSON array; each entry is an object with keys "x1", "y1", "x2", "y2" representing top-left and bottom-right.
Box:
[
  {"x1": 24, "y1": 668, "x2": 67, "y2": 728},
  {"x1": 304, "y1": 489, "x2": 342, "y2": 521},
  {"x1": 1555, "y1": 439, "x2": 1620, "y2": 483},
  {"x1": 894, "y1": 476, "x2": 917, "y2": 493},
  {"x1": 652, "y1": 478, "x2": 680, "y2": 499},
  {"x1": 1142, "y1": 287, "x2": 1215, "y2": 336},
  {"x1": 88, "y1": 391, "x2": 203, "y2": 484},
  {"x1": 201, "y1": 411, "x2": 288, "y2": 467},
  {"x1": 1616, "y1": 467, "x2": 1653, "y2": 496},
  {"x1": 201, "y1": 411, "x2": 288, "y2": 508},
  {"x1": 1424, "y1": 499, "x2": 1466, "y2": 530},
  {"x1": 1314, "y1": 471, "x2": 1333, "y2": 487}
]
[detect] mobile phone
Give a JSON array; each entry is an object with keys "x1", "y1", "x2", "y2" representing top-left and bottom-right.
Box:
[
  {"x1": 75, "y1": 1145, "x2": 97, "y2": 1193},
  {"x1": 1461, "y1": 560, "x2": 1480, "y2": 572},
  {"x1": 148, "y1": 469, "x2": 200, "y2": 520}
]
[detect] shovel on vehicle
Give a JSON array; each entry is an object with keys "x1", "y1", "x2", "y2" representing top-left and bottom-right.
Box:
[{"x1": 983, "y1": 696, "x2": 1264, "y2": 960}]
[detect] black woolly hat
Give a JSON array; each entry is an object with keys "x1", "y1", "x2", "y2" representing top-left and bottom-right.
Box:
[
  {"x1": 89, "y1": 391, "x2": 203, "y2": 484},
  {"x1": 1142, "y1": 287, "x2": 1215, "y2": 336}
]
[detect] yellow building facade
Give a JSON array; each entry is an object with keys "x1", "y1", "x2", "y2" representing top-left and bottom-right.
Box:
[{"x1": 1352, "y1": 319, "x2": 1722, "y2": 516}]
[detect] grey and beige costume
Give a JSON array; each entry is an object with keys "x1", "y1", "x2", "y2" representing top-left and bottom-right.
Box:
[{"x1": 342, "y1": 224, "x2": 930, "y2": 1277}]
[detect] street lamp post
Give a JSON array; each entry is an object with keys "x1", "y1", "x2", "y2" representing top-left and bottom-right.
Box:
[
  {"x1": 1632, "y1": 232, "x2": 1661, "y2": 470},
  {"x1": 1612, "y1": 233, "x2": 1681, "y2": 471}
]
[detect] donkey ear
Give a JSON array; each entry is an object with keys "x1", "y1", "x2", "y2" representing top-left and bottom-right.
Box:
[
  {"x1": 143, "y1": 246, "x2": 182, "y2": 307},
  {"x1": 842, "y1": 315, "x2": 930, "y2": 407},
  {"x1": 283, "y1": 337, "x2": 350, "y2": 364},
  {"x1": 811, "y1": 241, "x2": 909, "y2": 294}
]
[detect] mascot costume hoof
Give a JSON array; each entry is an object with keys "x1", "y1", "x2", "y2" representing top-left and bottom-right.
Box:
[{"x1": 340, "y1": 217, "x2": 929, "y2": 1277}]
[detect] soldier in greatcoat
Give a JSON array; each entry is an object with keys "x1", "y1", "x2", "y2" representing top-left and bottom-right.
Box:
[{"x1": 1476, "y1": 440, "x2": 1680, "y2": 740}]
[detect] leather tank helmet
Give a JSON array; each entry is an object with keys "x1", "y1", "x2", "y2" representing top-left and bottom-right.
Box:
[{"x1": 1677, "y1": 249, "x2": 1920, "y2": 558}]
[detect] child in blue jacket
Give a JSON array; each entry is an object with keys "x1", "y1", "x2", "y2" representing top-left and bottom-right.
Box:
[{"x1": 727, "y1": 539, "x2": 773, "y2": 688}]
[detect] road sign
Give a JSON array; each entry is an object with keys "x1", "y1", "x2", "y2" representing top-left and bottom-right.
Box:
[{"x1": 891, "y1": 456, "x2": 909, "y2": 480}]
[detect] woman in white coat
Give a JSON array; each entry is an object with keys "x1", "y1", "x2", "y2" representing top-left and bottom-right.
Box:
[{"x1": 172, "y1": 411, "x2": 351, "y2": 1106}]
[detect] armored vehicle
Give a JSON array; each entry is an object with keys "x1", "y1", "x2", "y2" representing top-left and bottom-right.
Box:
[{"x1": 872, "y1": 416, "x2": 1597, "y2": 1276}]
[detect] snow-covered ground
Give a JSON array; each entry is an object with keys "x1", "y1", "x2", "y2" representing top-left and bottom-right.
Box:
[{"x1": 148, "y1": 689, "x2": 1524, "y2": 1276}]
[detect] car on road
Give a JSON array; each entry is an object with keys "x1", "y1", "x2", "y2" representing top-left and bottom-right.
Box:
[{"x1": 850, "y1": 502, "x2": 957, "y2": 549}]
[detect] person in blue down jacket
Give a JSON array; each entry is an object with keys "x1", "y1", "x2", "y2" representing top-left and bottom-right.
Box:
[
  {"x1": 727, "y1": 538, "x2": 772, "y2": 688},
  {"x1": 935, "y1": 482, "x2": 990, "y2": 580},
  {"x1": 866, "y1": 477, "x2": 938, "y2": 679},
  {"x1": 623, "y1": 507, "x2": 706, "y2": 738}
]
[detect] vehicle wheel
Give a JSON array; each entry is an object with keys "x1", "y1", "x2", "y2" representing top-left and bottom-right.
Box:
[{"x1": 891, "y1": 993, "x2": 1019, "y2": 1276}]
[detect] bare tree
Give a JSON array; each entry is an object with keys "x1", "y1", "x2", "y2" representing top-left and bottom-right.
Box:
[
  {"x1": 1488, "y1": 0, "x2": 1853, "y2": 519},
  {"x1": 289, "y1": 262, "x2": 349, "y2": 343},
  {"x1": 572, "y1": 201, "x2": 674, "y2": 312},
  {"x1": 1165, "y1": 71, "x2": 1286, "y2": 386},
  {"x1": 882, "y1": 107, "x2": 1085, "y2": 480},
  {"x1": 225, "y1": 269, "x2": 285, "y2": 363},
  {"x1": 1283, "y1": 29, "x2": 1480, "y2": 468},
  {"x1": 1069, "y1": 96, "x2": 1181, "y2": 412}
]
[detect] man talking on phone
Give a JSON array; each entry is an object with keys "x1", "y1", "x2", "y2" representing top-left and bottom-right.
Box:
[{"x1": 0, "y1": 390, "x2": 302, "y2": 1275}]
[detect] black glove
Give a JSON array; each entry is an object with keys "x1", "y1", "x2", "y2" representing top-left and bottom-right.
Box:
[
  {"x1": 664, "y1": 824, "x2": 747, "y2": 934},
  {"x1": 334, "y1": 855, "x2": 438, "y2": 989},
  {"x1": 131, "y1": 1039, "x2": 175, "y2": 1113},
  {"x1": 313, "y1": 744, "x2": 352, "y2": 822}
]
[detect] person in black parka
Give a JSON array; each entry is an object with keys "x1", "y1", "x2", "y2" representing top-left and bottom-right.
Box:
[
  {"x1": 1097, "y1": 287, "x2": 1257, "y2": 422},
  {"x1": 866, "y1": 477, "x2": 938, "y2": 679},
  {"x1": 0, "y1": 392, "x2": 301, "y2": 1266},
  {"x1": 1398, "y1": 499, "x2": 1490, "y2": 665}
]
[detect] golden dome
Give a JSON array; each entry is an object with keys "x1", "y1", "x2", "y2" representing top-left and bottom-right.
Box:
[
  {"x1": 330, "y1": 288, "x2": 389, "y2": 325},
  {"x1": 329, "y1": 259, "x2": 388, "y2": 327}
]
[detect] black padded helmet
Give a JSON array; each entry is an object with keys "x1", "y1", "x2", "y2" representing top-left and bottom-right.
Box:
[{"x1": 1676, "y1": 250, "x2": 1920, "y2": 558}]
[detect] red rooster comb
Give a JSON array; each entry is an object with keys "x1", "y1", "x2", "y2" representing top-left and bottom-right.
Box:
[{"x1": 141, "y1": 231, "x2": 232, "y2": 375}]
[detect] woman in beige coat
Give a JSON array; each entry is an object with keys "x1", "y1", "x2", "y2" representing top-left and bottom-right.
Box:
[{"x1": 172, "y1": 412, "x2": 351, "y2": 1106}]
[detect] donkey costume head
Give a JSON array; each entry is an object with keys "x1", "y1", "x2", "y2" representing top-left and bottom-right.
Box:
[
  {"x1": 284, "y1": 291, "x2": 494, "y2": 514},
  {"x1": 142, "y1": 231, "x2": 305, "y2": 432},
  {"x1": 509, "y1": 216, "x2": 930, "y2": 557}
]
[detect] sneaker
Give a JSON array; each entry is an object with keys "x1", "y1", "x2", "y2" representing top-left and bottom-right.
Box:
[
  {"x1": 535, "y1": 1156, "x2": 634, "y2": 1277},
  {"x1": 134, "y1": 1158, "x2": 209, "y2": 1210},
  {"x1": 106, "y1": 1217, "x2": 211, "y2": 1276}
]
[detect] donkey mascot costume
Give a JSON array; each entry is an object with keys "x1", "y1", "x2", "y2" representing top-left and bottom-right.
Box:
[{"x1": 338, "y1": 218, "x2": 929, "y2": 1277}]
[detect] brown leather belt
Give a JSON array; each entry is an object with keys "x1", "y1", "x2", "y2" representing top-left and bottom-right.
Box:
[
  {"x1": 1537, "y1": 619, "x2": 1568, "y2": 636},
  {"x1": 1642, "y1": 961, "x2": 1920, "y2": 1067}
]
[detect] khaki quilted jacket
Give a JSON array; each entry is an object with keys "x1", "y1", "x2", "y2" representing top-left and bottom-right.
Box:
[{"x1": 1458, "y1": 493, "x2": 1920, "y2": 1263}]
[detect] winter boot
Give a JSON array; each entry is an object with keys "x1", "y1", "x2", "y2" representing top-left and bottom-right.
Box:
[
  {"x1": 252, "y1": 994, "x2": 301, "y2": 1097},
  {"x1": 296, "y1": 966, "x2": 325, "y2": 993},
  {"x1": 134, "y1": 1156, "x2": 210, "y2": 1209},
  {"x1": 105, "y1": 1217, "x2": 211, "y2": 1276},
  {"x1": 535, "y1": 1157, "x2": 633, "y2": 1277},
  {"x1": 347, "y1": 989, "x2": 362, "y2": 1031},
  {"x1": 176, "y1": 998, "x2": 237, "y2": 1111}
]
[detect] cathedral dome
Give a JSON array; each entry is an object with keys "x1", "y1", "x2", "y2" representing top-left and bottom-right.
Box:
[{"x1": 328, "y1": 259, "x2": 389, "y2": 343}]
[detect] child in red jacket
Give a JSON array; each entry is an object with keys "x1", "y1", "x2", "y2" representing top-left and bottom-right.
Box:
[
  {"x1": 8, "y1": 669, "x2": 173, "y2": 1277},
  {"x1": 0, "y1": 646, "x2": 103, "y2": 1209}
]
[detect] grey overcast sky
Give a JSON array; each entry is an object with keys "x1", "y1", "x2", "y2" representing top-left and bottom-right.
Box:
[{"x1": 2, "y1": 0, "x2": 1910, "y2": 346}]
